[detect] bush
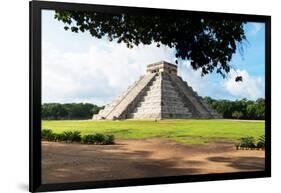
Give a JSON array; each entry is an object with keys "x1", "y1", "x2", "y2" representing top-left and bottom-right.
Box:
[
  {"x1": 236, "y1": 135, "x2": 266, "y2": 150},
  {"x1": 82, "y1": 133, "x2": 115, "y2": 144},
  {"x1": 239, "y1": 136, "x2": 256, "y2": 149},
  {"x1": 53, "y1": 133, "x2": 64, "y2": 142},
  {"x1": 62, "y1": 131, "x2": 81, "y2": 142},
  {"x1": 42, "y1": 129, "x2": 55, "y2": 141},
  {"x1": 104, "y1": 134, "x2": 115, "y2": 145},
  {"x1": 42, "y1": 129, "x2": 115, "y2": 145},
  {"x1": 256, "y1": 135, "x2": 265, "y2": 149},
  {"x1": 93, "y1": 133, "x2": 106, "y2": 144},
  {"x1": 61, "y1": 131, "x2": 72, "y2": 142},
  {"x1": 82, "y1": 134, "x2": 96, "y2": 144},
  {"x1": 71, "y1": 131, "x2": 82, "y2": 142}
]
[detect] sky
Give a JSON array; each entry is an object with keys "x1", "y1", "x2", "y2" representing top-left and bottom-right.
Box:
[{"x1": 42, "y1": 10, "x2": 266, "y2": 106}]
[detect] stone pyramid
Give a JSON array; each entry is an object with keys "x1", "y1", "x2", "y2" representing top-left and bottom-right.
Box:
[{"x1": 93, "y1": 61, "x2": 222, "y2": 120}]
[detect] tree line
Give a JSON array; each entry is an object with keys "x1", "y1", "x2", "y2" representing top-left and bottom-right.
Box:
[
  {"x1": 204, "y1": 97, "x2": 265, "y2": 120},
  {"x1": 42, "y1": 103, "x2": 104, "y2": 120},
  {"x1": 42, "y1": 98, "x2": 265, "y2": 120}
]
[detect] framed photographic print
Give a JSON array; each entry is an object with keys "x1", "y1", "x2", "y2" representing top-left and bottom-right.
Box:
[{"x1": 29, "y1": 0, "x2": 271, "y2": 192}]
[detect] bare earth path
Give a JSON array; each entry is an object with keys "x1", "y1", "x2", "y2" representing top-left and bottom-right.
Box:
[{"x1": 42, "y1": 139, "x2": 265, "y2": 184}]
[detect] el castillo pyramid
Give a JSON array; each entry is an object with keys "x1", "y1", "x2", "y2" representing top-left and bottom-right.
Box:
[{"x1": 93, "y1": 61, "x2": 222, "y2": 120}]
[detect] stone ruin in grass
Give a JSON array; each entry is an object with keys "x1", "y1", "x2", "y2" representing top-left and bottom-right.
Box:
[{"x1": 93, "y1": 61, "x2": 222, "y2": 120}]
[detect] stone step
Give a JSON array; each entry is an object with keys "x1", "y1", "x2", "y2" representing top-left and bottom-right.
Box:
[
  {"x1": 168, "y1": 74, "x2": 219, "y2": 118},
  {"x1": 105, "y1": 73, "x2": 156, "y2": 119},
  {"x1": 129, "y1": 72, "x2": 192, "y2": 119}
]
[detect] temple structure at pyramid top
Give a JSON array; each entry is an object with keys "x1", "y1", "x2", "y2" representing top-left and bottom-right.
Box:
[
  {"x1": 93, "y1": 61, "x2": 222, "y2": 120},
  {"x1": 146, "y1": 61, "x2": 178, "y2": 75}
]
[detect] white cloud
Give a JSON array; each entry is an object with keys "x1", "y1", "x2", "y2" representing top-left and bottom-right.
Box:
[
  {"x1": 43, "y1": 39, "x2": 264, "y2": 106},
  {"x1": 178, "y1": 61, "x2": 209, "y2": 93},
  {"x1": 177, "y1": 61, "x2": 229, "y2": 99},
  {"x1": 42, "y1": 11, "x2": 265, "y2": 105},
  {"x1": 248, "y1": 23, "x2": 263, "y2": 36},
  {"x1": 178, "y1": 61, "x2": 264, "y2": 100},
  {"x1": 223, "y1": 69, "x2": 264, "y2": 100},
  {"x1": 42, "y1": 39, "x2": 174, "y2": 105}
]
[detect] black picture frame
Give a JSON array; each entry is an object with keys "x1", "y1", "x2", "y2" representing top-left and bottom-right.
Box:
[{"x1": 29, "y1": 0, "x2": 271, "y2": 192}]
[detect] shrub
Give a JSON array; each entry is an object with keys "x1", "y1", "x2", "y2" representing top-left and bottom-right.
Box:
[
  {"x1": 93, "y1": 133, "x2": 106, "y2": 144},
  {"x1": 104, "y1": 134, "x2": 115, "y2": 145},
  {"x1": 82, "y1": 134, "x2": 96, "y2": 144},
  {"x1": 42, "y1": 129, "x2": 115, "y2": 145},
  {"x1": 53, "y1": 133, "x2": 64, "y2": 142},
  {"x1": 256, "y1": 135, "x2": 265, "y2": 149},
  {"x1": 42, "y1": 129, "x2": 55, "y2": 141},
  {"x1": 62, "y1": 131, "x2": 81, "y2": 142},
  {"x1": 62, "y1": 131, "x2": 72, "y2": 142},
  {"x1": 71, "y1": 131, "x2": 82, "y2": 142},
  {"x1": 239, "y1": 136, "x2": 256, "y2": 149},
  {"x1": 82, "y1": 133, "x2": 115, "y2": 144}
]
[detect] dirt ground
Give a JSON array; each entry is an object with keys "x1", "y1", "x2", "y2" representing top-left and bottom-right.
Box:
[{"x1": 42, "y1": 139, "x2": 265, "y2": 184}]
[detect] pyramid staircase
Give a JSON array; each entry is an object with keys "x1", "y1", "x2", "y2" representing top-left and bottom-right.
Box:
[{"x1": 93, "y1": 73, "x2": 156, "y2": 120}]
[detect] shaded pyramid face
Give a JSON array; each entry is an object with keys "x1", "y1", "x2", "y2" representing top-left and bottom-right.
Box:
[{"x1": 93, "y1": 61, "x2": 222, "y2": 120}]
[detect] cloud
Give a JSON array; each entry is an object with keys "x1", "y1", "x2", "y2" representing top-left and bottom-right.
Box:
[
  {"x1": 42, "y1": 39, "x2": 175, "y2": 105},
  {"x1": 42, "y1": 38, "x2": 265, "y2": 106},
  {"x1": 178, "y1": 61, "x2": 264, "y2": 100},
  {"x1": 178, "y1": 61, "x2": 209, "y2": 93},
  {"x1": 42, "y1": 11, "x2": 265, "y2": 105},
  {"x1": 177, "y1": 61, "x2": 229, "y2": 99},
  {"x1": 223, "y1": 69, "x2": 264, "y2": 100},
  {"x1": 248, "y1": 23, "x2": 263, "y2": 36}
]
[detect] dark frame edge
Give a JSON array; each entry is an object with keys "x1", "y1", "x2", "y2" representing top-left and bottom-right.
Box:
[
  {"x1": 264, "y1": 16, "x2": 271, "y2": 177},
  {"x1": 31, "y1": 0, "x2": 269, "y2": 21},
  {"x1": 30, "y1": 1, "x2": 42, "y2": 192},
  {"x1": 37, "y1": 171, "x2": 269, "y2": 192}
]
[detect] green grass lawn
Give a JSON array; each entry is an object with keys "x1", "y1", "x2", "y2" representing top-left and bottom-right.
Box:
[{"x1": 42, "y1": 119, "x2": 265, "y2": 144}]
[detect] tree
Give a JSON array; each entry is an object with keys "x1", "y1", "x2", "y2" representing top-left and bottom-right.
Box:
[
  {"x1": 41, "y1": 103, "x2": 104, "y2": 120},
  {"x1": 232, "y1": 111, "x2": 243, "y2": 119},
  {"x1": 204, "y1": 97, "x2": 265, "y2": 120},
  {"x1": 92, "y1": 105, "x2": 104, "y2": 115},
  {"x1": 54, "y1": 10, "x2": 246, "y2": 79},
  {"x1": 246, "y1": 104, "x2": 257, "y2": 119},
  {"x1": 255, "y1": 98, "x2": 265, "y2": 119}
]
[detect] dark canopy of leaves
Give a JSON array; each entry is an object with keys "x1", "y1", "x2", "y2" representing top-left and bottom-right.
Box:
[{"x1": 54, "y1": 10, "x2": 246, "y2": 78}]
